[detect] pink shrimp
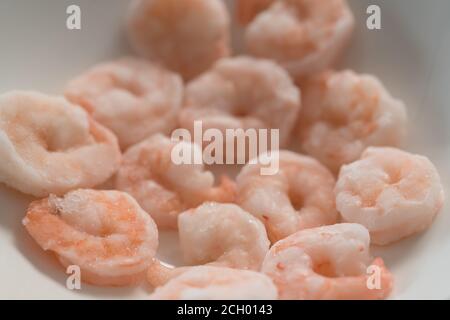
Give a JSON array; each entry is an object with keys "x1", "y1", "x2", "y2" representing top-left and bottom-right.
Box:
[{"x1": 23, "y1": 189, "x2": 158, "y2": 286}]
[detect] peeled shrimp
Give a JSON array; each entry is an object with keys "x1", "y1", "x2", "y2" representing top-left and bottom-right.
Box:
[
  {"x1": 23, "y1": 189, "x2": 158, "y2": 286},
  {"x1": 244, "y1": 0, "x2": 355, "y2": 79},
  {"x1": 179, "y1": 56, "x2": 301, "y2": 148},
  {"x1": 178, "y1": 202, "x2": 270, "y2": 270},
  {"x1": 65, "y1": 57, "x2": 183, "y2": 149},
  {"x1": 235, "y1": 0, "x2": 274, "y2": 25},
  {"x1": 127, "y1": 0, "x2": 231, "y2": 80},
  {"x1": 296, "y1": 70, "x2": 408, "y2": 173},
  {"x1": 237, "y1": 150, "x2": 338, "y2": 243},
  {"x1": 149, "y1": 266, "x2": 278, "y2": 300},
  {"x1": 115, "y1": 134, "x2": 235, "y2": 229},
  {"x1": 262, "y1": 223, "x2": 393, "y2": 300},
  {"x1": 0, "y1": 91, "x2": 121, "y2": 197},
  {"x1": 335, "y1": 147, "x2": 445, "y2": 245}
]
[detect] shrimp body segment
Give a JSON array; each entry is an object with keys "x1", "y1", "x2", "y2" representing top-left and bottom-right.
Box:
[
  {"x1": 296, "y1": 70, "x2": 408, "y2": 173},
  {"x1": 237, "y1": 150, "x2": 338, "y2": 243},
  {"x1": 115, "y1": 134, "x2": 236, "y2": 229},
  {"x1": 149, "y1": 266, "x2": 278, "y2": 300},
  {"x1": 235, "y1": 0, "x2": 274, "y2": 25},
  {"x1": 244, "y1": 0, "x2": 355, "y2": 79},
  {"x1": 0, "y1": 91, "x2": 121, "y2": 197},
  {"x1": 335, "y1": 147, "x2": 445, "y2": 245},
  {"x1": 261, "y1": 223, "x2": 393, "y2": 300},
  {"x1": 127, "y1": 0, "x2": 231, "y2": 80},
  {"x1": 178, "y1": 202, "x2": 270, "y2": 270},
  {"x1": 180, "y1": 56, "x2": 301, "y2": 147},
  {"x1": 65, "y1": 57, "x2": 183, "y2": 149},
  {"x1": 23, "y1": 189, "x2": 158, "y2": 286}
]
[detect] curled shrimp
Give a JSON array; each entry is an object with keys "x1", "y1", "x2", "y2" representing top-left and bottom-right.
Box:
[
  {"x1": 127, "y1": 0, "x2": 231, "y2": 80},
  {"x1": 244, "y1": 0, "x2": 355, "y2": 79},
  {"x1": 261, "y1": 223, "x2": 394, "y2": 300},
  {"x1": 65, "y1": 57, "x2": 183, "y2": 149},
  {"x1": 179, "y1": 56, "x2": 301, "y2": 148},
  {"x1": 149, "y1": 266, "x2": 278, "y2": 300},
  {"x1": 235, "y1": 0, "x2": 274, "y2": 25},
  {"x1": 237, "y1": 150, "x2": 338, "y2": 243},
  {"x1": 23, "y1": 189, "x2": 158, "y2": 286},
  {"x1": 0, "y1": 91, "x2": 121, "y2": 197},
  {"x1": 335, "y1": 147, "x2": 445, "y2": 245},
  {"x1": 296, "y1": 70, "x2": 408, "y2": 173},
  {"x1": 115, "y1": 134, "x2": 236, "y2": 229},
  {"x1": 178, "y1": 202, "x2": 270, "y2": 270}
]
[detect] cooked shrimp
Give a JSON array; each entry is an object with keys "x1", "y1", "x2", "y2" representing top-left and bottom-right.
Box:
[
  {"x1": 0, "y1": 91, "x2": 121, "y2": 197},
  {"x1": 115, "y1": 134, "x2": 236, "y2": 229},
  {"x1": 261, "y1": 223, "x2": 393, "y2": 299},
  {"x1": 23, "y1": 189, "x2": 158, "y2": 286},
  {"x1": 179, "y1": 56, "x2": 301, "y2": 149},
  {"x1": 149, "y1": 266, "x2": 278, "y2": 300},
  {"x1": 237, "y1": 150, "x2": 338, "y2": 243},
  {"x1": 235, "y1": 0, "x2": 274, "y2": 25},
  {"x1": 65, "y1": 57, "x2": 183, "y2": 149},
  {"x1": 178, "y1": 202, "x2": 270, "y2": 270},
  {"x1": 244, "y1": 0, "x2": 355, "y2": 79},
  {"x1": 335, "y1": 147, "x2": 445, "y2": 245},
  {"x1": 296, "y1": 70, "x2": 408, "y2": 173},
  {"x1": 127, "y1": 0, "x2": 231, "y2": 80}
]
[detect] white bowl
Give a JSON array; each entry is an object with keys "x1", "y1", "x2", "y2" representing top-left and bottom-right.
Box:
[{"x1": 0, "y1": 0, "x2": 449, "y2": 299}]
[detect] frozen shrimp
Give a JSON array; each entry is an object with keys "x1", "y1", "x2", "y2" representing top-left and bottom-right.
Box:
[
  {"x1": 149, "y1": 266, "x2": 278, "y2": 300},
  {"x1": 115, "y1": 134, "x2": 236, "y2": 229},
  {"x1": 180, "y1": 56, "x2": 301, "y2": 148},
  {"x1": 262, "y1": 223, "x2": 393, "y2": 300},
  {"x1": 237, "y1": 150, "x2": 338, "y2": 243},
  {"x1": 23, "y1": 189, "x2": 158, "y2": 286},
  {"x1": 335, "y1": 147, "x2": 445, "y2": 245},
  {"x1": 65, "y1": 57, "x2": 183, "y2": 149},
  {"x1": 0, "y1": 91, "x2": 121, "y2": 197},
  {"x1": 127, "y1": 0, "x2": 231, "y2": 80},
  {"x1": 244, "y1": 0, "x2": 355, "y2": 79},
  {"x1": 296, "y1": 70, "x2": 408, "y2": 173},
  {"x1": 235, "y1": 0, "x2": 274, "y2": 25},
  {"x1": 178, "y1": 202, "x2": 270, "y2": 270}
]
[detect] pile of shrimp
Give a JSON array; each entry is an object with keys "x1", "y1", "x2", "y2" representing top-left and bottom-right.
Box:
[{"x1": 0, "y1": 0, "x2": 445, "y2": 300}]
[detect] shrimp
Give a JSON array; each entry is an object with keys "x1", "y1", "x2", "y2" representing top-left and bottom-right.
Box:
[
  {"x1": 178, "y1": 202, "x2": 270, "y2": 270},
  {"x1": 244, "y1": 0, "x2": 355, "y2": 79},
  {"x1": 235, "y1": 0, "x2": 274, "y2": 25},
  {"x1": 179, "y1": 56, "x2": 301, "y2": 149},
  {"x1": 65, "y1": 57, "x2": 183, "y2": 149},
  {"x1": 0, "y1": 91, "x2": 121, "y2": 197},
  {"x1": 22, "y1": 189, "x2": 158, "y2": 286},
  {"x1": 236, "y1": 150, "x2": 338, "y2": 243},
  {"x1": 115, "y1": 134, "x2": 236, "y2": 229},
  {"x1": 261, "y1": 223, "x2": 394, "y2": 300},
  {"x1": 149, "y1": 266, "x2": 278, "y2": 300},
  {"x1": 335, "y1": 147, "x2": 445, "y2": 245},
  {"x1": 296, "y1": 70, "x2": 408, "y2": 173},
  {"x1": 127, "y1": 0, "x2": 231, "y2": 80}
]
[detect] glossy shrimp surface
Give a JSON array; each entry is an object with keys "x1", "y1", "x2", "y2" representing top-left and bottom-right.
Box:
[
  {"x1": 335, "y1": 147, "x2": 445, "y2": 245},
  {"x1": 65, "y1": 57, "x2": 183, "y2": 149},
  {"x1": 178, "y1": 202, "x2": 270, "y2": 270},
  {"x1": 244, "y1": 0, "x2": 355, "y2": 79},
  {"x1": 296, "y1": 70, "x2": 408, "y2": 173},
  {"x1": 262, "y1": 223, "x2": 393, "y2": 299},
  {"x1": 235, "y1": 0, "x2": 274, "y2": 25},
  {"x1": 0, "y1": 91, "x2": 121, "y2": 197},
  {"x1": 237, "y1": 150, "x2": 338, "y2": 243},
  {"x1": 115, "y1": 134, "x2": 236, "y2": 229},
  {"x1": 23, "y1": 189, "x2": 158, "y2": 286},
  {"x1": 180, "y1": 56, "x2": 301, "y2": 147},
  {"x1": 127, "y1": 0, "x2": 231, "y2": 80},
  {"x1": 149, "y1": 266, "x2": 278, "y2": 300}
]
